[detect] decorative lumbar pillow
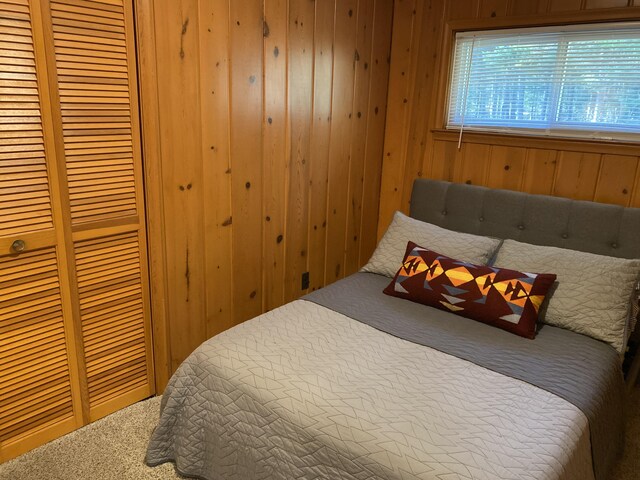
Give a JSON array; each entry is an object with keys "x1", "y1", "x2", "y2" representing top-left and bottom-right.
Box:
[
  {"x1": 384, "y1": 241, "x2": 557, "y2": 339},
  {"x1": 362, "y1": 211, "x2": 502, "y2": 278},
  {"x1": 494, "y1": 239, "x2": 640, "y2": 353}
]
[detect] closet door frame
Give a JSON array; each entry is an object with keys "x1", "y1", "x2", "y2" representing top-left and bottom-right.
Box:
[{"x1": 132, "y1": 0, "x2": 171, "y2": 393}]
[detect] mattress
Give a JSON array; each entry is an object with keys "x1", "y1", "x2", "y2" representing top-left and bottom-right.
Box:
[{"x1": 146, "y1": 273, "x2": 624, "y2": 480}]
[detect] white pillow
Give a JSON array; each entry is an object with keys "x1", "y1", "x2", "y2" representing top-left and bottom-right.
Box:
[
  {"x1": 494, "y1": 239, "x2": 640, "y2": 353},
  {"x1": 362, "y1": 211, "x2": 501, "y2": 278}
]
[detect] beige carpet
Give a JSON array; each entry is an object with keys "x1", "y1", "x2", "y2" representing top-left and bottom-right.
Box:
[{"x1": 1, "y1": 389, "x2": 638, "y2": 480}]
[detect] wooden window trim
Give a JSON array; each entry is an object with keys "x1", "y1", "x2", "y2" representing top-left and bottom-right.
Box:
[
  {"x1": 434, "y1": 6, "x2": 640, "y2": 147},
  {"x1": 432, "y1": 129, "x2": 640, "y2": 156}
]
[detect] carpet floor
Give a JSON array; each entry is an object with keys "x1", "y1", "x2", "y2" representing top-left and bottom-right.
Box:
[{"x1": 1, "y1": 389, "x2": 639, "y2": 480}]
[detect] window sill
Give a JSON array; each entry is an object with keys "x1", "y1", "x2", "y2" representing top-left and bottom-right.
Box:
[{"x1": 432, "y1": 129, "x2": 640, "y2": 156}]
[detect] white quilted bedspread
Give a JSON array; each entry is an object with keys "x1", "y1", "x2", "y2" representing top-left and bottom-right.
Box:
[{"x1": 146, "y1": 300, "x2": 594, "y2": 480}]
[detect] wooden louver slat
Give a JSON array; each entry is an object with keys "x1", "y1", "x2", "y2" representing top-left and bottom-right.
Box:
[
  {"x1": 1, "y1": 0, "x2": 152, "y2": 460},
  {"x1": 0, "y1": 247, "x2": 73, "y2": 444},
  {"x1": 0, "y1": 1, "x2": 53, "y2": 237},
  {"x1": 50, "y1": 0, "x2": 137, "y2": 225},
  {"x1": 74, "y1": 231, "x2": 148, "y2": 409}
]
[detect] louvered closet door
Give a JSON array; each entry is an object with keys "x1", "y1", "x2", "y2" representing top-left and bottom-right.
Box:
[
  {"x1": 45, "y1": 0, "x2": 154, "y2": 422},
  {"x1": 0, "y1": 0, "x2": 82, "y2": 462}
]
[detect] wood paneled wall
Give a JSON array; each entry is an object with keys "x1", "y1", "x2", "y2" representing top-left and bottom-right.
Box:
[
  {"x1": 379, "y1": 0, "x2": 640, "y2": 237},
  {"x1": 135, "y1": 0, "x2": 394, "y2": 389}
]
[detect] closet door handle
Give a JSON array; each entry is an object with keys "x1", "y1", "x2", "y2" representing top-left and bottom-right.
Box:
[{"x1": 11, "y1": 239, "x2": 26, "y2": 253}]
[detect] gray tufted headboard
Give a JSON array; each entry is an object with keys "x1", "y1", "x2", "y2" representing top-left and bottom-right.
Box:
[{"x1": 410, "y1": 179, "x2": 640, "y2": 260}]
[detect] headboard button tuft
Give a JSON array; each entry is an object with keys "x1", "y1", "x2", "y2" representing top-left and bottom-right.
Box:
[
  {"x1": 517, "y1": 224, "x2": 525, "y2": 230},
  {"x1": 611, "y1": 242, "x2": 619, "y2": 249},
  {"x1": 479, "y1": 216, "x2": 484, "y2": 222},
  {"x1": 561, "y1": 233, "x2": 568, "y2": 239},
  {"x1": 441, "y1": 210, "x2": 447, "y2": 216}
]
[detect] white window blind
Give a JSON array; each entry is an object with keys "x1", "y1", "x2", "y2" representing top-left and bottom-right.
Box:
[{"x1": 447, "y1": 23, "x2": 640, "y2": 141}]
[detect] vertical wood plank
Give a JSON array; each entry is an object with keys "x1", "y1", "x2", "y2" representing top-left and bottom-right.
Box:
[
  {"x1": 485, "y1": 146, "x2": 527, "y2": 191},
  {"x1": 200, "y1": 0, "x2": 234, "y2": 335},
  {"x1": 400, "y1": 0, "x2": 447, "y2": 214},
  {"x1": 134, "y1": 0, "x2": 171, "y2": 392},
  {"x1": 447, "y1": 0, "x2": 480, "y2": 19},
  {"x1": 154, "y1": 0, "x2": 206, "y2": 370},
  {"x1": 459, "y1": 143, "x2": 491, "y2": 186},
  {"x1": 284, "y1": 0, "x2": 314, "y2": 302},
  {"x1": 344, "y1": 0, "x2": 375, "y2": 276},
  {"x1": 419, "y1": 0, "x2": 453, "y2": 195},
  {"x1": 585, "y1": 0, "x2": 628, "y2": 8},
  {"x1": 262, "y1": 0, "x2": 288, "y2": 310},
  {"x1": 229, "y1": 1, "x2": 264, "y2": 322},
  {"x1": 359, "y1": 0, "x2": 394, "y2": 267},
  {"x1": 522, "y1": 149, "x2": 558, "y2": 195},
  {"x1": 548, "y1": 0, "x2": 583, "y2": 11},
  {"x1": 594, "y1": 155, "x2": 638, "y2": 206},
  {"x1": 377, "y1": 0, "x2": 418, "y2": 237},
  {"x1": 122, "y1": 0, "x2": 156, "y2": 403},
  {"x1": 307, "y1": 0, "x2": 335, "y2": 292},
  {"x1": 553, "y1": 152, "x2": 601, "y2": 201},
  {"x1": 508, "y1": 0, "x2": 549, "y2": 15},
  {"x1": 430, "y1": 140, "x2": 462, "y2": 183},
  {"x1": 324, "y1": 0, "x2": 358, "y2": 284},
  {"x1": 479, "y1": 0, "x2": 510, "y2": 17},
  {"x1": 631, "y1": 161, "x2": 640, "y2": 208}
]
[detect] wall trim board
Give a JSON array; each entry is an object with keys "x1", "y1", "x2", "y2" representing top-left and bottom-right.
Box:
[
  {"x1": 432, "y1": 130, "x2": 640, "y2": 157},
  {"x1": 133, "y1": 0, "x2": 172, "y2": 392},
  {"x1": 447, "y1": 6, "x2": 640, "y2": 31}
]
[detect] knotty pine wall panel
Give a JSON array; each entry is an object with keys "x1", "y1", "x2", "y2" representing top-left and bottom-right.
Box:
[
  {"x1": 229, "y1": 1, "x2": 265, "y2": 324},
  {"x1": 306, "y1": 0, "x2": 335, "y2": 293},
  {"x1": 324, "y1": 0, "x2": 358, "y2": 285},
  {"x1": 379, "y1": 0, "x2": 640, "y2": 237},
  {"x1": 284, "y1": 0, "x2": 314, "y2": 303},
  {"x1": 262, "y1": 0, "x2": 287, "y2": 312},
  {"x1": 359, "y1": 1, "x2": 395, "y2": 267},
  {"x1": 136, "y1": 0, "x2": 394, "y2": 387}
]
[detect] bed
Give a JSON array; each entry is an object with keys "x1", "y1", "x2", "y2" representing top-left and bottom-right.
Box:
[{"x1": 146, "y1": 179, "x2": 640, "y2": 480}]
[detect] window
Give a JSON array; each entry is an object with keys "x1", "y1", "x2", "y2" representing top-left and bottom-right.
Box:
[{"x1": 447, "y1": 23, "x2": 640, "y2": 141}]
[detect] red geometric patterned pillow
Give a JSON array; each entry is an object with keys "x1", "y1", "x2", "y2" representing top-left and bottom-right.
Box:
[{"x1": 384, "y1": 241, "x2": 557, "y2": 339}]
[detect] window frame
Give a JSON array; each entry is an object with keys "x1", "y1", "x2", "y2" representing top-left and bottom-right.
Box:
[{"x1": 436, "y1": 12, "x2": 640, "y2": 146}]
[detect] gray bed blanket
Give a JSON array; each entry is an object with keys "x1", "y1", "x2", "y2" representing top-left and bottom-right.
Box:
[
  {"x1": 303, "y1": 273, "x2": 625, "y2": 480},
  {"x1": 148, "y1": 286, "x2": 598, "y2": 479}
]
